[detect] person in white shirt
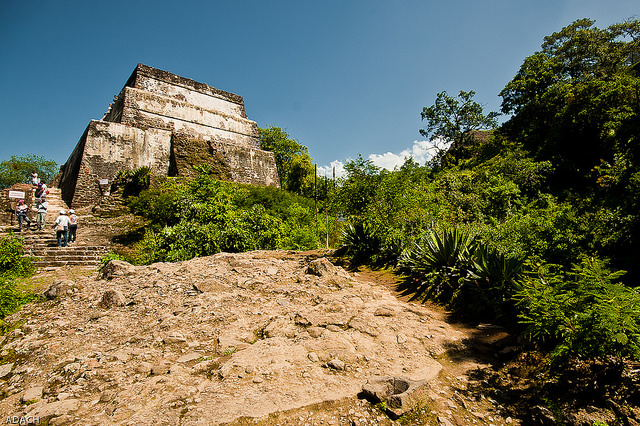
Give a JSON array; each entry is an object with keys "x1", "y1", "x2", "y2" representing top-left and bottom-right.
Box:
[
  {"x1": 53, "y1": 210, "x2": 70, "y2": 247},
  {"x1": 15, "y1": 199, "x2": 31, "y2": 231},
  {"x1": 36, "y1": 200, "x2": 48, "y2": 230}
]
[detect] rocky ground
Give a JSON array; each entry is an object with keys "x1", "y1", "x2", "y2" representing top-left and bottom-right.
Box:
[{"x1": 0, "y1": 248, "x2": 519, "y2": 425}]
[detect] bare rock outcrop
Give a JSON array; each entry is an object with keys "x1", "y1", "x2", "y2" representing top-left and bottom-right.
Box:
[
  {"x1": 0, "y1": 251, "x2": 472, "y2": 425},
  {"x1": 42, "y1": 280, "x2": 77, "y2": 300}
]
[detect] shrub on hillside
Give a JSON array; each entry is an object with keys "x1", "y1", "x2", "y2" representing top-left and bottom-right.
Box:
[
  {"x1": 0, "y1": 233, "x2": 37, "y2": 320},
  {"x1": 0, "y1": 233, "x2": 35, "y2": 278},
  {"x1": 125, "y1": 174, "x2": 322, "y2": 263},
  {"x1": 515, "y1": 257, "x2": 640, "y2": 366},
  {"x1": 398, "y1": 224, "x2": 524, "y2": 321}
]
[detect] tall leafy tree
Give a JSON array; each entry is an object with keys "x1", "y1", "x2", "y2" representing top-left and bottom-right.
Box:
[
  {"x1": 499, "y1": 17, "x2": 640, "y2": 279},
  {"x1": 0, "y1": 154, "x2": 58, "y2": 189},
  {"x1": 335, "y1": 155, "x2": 381, "y2": 217},
  {"x1": 420, "y1": 90, "x2": 499, "y2": 166},
  {"x1": 499, "y1": 18, "x2": 640, "y2": 192},
  {"x1": 259, "y1": 126, "x2": 315, "y2": 196}
]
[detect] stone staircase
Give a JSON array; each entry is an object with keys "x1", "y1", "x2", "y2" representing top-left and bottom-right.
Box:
[
  {"x1": 1, "y1": 186, "x2": 109, "y2": 270},
  {"x1": 20, "y1": 231, "x2": 108, "y2": 269}
]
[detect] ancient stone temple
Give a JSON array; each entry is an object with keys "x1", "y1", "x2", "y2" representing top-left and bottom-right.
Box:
[{"x1": 57, "y1": 64, "x2": 279, "y2": 208}]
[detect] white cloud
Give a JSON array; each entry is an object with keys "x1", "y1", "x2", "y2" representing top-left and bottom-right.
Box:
[
  {"x1": 316, "y1": 160, "x2": 345, "y2": 179},
  {"x1": 318, "y1": 138, "x2": 449, "y2": 178},
  {"x1": 368, "y1": 139, "x2": 450, "y2": 171}
]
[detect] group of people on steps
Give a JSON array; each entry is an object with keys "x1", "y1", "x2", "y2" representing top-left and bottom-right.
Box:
[{"x1": 15, "y1": 172, "x2": 78, "y2": 247}]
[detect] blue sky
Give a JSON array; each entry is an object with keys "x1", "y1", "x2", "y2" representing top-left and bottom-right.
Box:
[{"x1": 1, "y1": 1, "x2": 638, "y2": 177}]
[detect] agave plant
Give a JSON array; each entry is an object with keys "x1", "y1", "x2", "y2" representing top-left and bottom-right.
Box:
[
  {"x1": 340, "y1": 221, "x2": 382, "y2": 263},
  {"x1": 470, "y1": 243, "x2": 524, "y2": 290},
  {"x1": 398, "y1": 225, "x2": 476, "y2": 304}
]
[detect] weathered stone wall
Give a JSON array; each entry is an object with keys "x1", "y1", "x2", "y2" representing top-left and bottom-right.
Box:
[
  {"x1": 59, "y1": 64, "x2": 279, "y2": 208},
  {"x1": 59, "y1": 121, "x2": 172, "y2": 207},
  {"x1": 117, "y1": 87, "x2": 260, "y2": 147},
  {"x1": 169, "y1": 136, "x2": 279, "y2": 187},
  {"x1": 0, "y1": 183, "x2": 34, "y2": 226},
  {"x1": 208, "y1": 140, "x2": 280, "y2": 187},
  {"x1": 132, "y1": 65, "x2": 248, "y2": 118}
]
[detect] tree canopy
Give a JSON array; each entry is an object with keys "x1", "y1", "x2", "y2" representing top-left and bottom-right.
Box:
[
  {"x1": 420, "y1": 90, "x2": 499, "y2": 166},
  {"x1": 0, "y1": 154, "x2": 58, "y2": 189},
  {"x1": 499, "y1": 18, "x2": 640, "y2": 192},
  {"x1": 259, "y1": 126, "x2": 315, "y2": 196}
]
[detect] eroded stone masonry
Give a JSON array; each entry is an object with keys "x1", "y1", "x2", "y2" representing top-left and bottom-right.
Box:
[{"x1": 56, "y1": 64, "x2": 279, "y2": 208}]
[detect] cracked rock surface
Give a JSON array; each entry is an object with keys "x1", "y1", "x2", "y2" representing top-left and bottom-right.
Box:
[{"x1": 0, "y1": 250, "x2": 500, "y2": 425}]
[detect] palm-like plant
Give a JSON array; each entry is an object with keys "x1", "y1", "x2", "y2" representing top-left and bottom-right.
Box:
[
  {"x1": 340, "y1": 221, "x2": 382, "y2": 263},
  {"x1": 398, "y1": 225, "x2": 476, "y2": 304},
  {"x1": 466, "y1": 243, "x2": 524, "y2": 320}
]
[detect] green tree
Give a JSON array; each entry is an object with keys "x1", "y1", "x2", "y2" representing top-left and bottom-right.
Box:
[
  {"x1": 0, "y1": 154, "x2": 58, "y2": 189},
  {"x1": 420, "y1": 90, "x2": 499, "y2": 166},
  {"x1": 259, "y1": 126, "x2": 315, "y2": 195},
  {"x1": 335, "y1": 155, "x2": 381, "y2": 217},
  {"x1": 499, "y1": 17, "x2": 640, "y2": 279},
  {"x1": 499, "y1": 18, "x2": 640, "y2": 192}
]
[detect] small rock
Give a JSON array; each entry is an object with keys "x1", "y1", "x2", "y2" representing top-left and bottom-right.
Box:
[
  {"x1": 0, "y1": 363, "x2": 14, "y2": 379},
  {"x1": 42, "y1": 280, "x2": 76, "y2": 300},
  {"x1": 164, "y1": 333, "x2": 187, "y2": 344},
  {"x1": 134, "y1": 362, "x2": 153, "y2": 375},
  {"x1": 327, "y1": 359, "x2": 345, "y2": 371},
  {"x1": 98, "y1": 290, "x2": 127, "y2": 308},
  {"x1": 177, "y1": 353, "x2": 201, "y2": 363},
  {"x1": 21, "y1": 386, "x2": 43, "y2": 403},
  {"x1": 99, "y1": 259, "x2": 136, "y2": 280},
  {"x1": 308, "y1": 352, "x2": 320, "y2": 363},
  {"x1": 150, "y1": 363, "x2": 170, "y2": 376},
  {"x1": 57, "y1": 392, "x2": 72, "y2": 401},
  {"x1": 374, "y1": 307, "x2": 394, "y2": 317},
  {"x1": 307, "y1": 327, "x2": 324, "y2": 338},
  {"x1": 306, "y1": 258, "x2": 335, "y2": 277}
]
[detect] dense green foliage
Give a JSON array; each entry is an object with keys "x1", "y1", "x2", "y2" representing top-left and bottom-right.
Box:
[
  {"x1": 515, "y1": 257, "x2": 640, "y2": 365},
  {"x1": 0, "y1": 154, "x2": 58, "y2": 189},
  {"x1": 259, "y1": 126, "x2": 315, "y2": 196},
  {"x1": 332, "y1": 18, "x2": 640, "y2": 372},
  {"x1": 122, "y1": 174, "x2": 321, "y2": 264},
  {"x1": 115, "y1": 166, "x2": 151, "y2": 197},
  {"x1": 499, "y1": 18, "x2": 640, "y2": 279},
  {"x1": 0, "y1": 233, "x2": 37, "y2": 320}
]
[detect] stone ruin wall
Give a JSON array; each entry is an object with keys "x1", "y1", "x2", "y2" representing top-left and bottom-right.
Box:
[
  {"x1": 58, "y1": 64, "x2": 279, "y2": 208},
  {"x1": 58, "y1": 121, "x2": 172, "y2": 208},
  {"x1": 0, "y1": 183, "x2": 35, "y2": 226}
]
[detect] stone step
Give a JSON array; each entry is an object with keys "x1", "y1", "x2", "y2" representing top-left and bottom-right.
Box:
[
  {"x1": 27, "y1": 250, "x2": 106, "y2": 258},
  {"x1": 29, "y1": 257, "x2": 104, "y2": 265},
  {"x1": 34, "y1": 260, "x2": 103, "y2": 268}
]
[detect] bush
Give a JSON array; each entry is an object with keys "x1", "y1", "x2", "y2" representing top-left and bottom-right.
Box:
[
  {"x1": 398, "y1": 224, "x2": 477, "y2": 305},
  {"x1": 115, "y1": 166, "x2": 151, "y2": 198},
  {"x1": 0, "y1": 233, "x2": 35, "y2": 278},
  {"x1": 398, "y1": 224, "x2": 524, "y2": 321},
  {"x1": 125, "y1": 174, "x2": 321, "y2": 263},
  {"x1": 0, "y1": 233, "x2": 37, "y2": 320},
  {"x1": 340, "y1": 221, "x2": 383, "y2": 264},
  {"x1": 0, "y1": 276, "x2": 35, "y2": 320},
  {"x1": 515, "y1": 257, "x2": 640, "y2": 366}
]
